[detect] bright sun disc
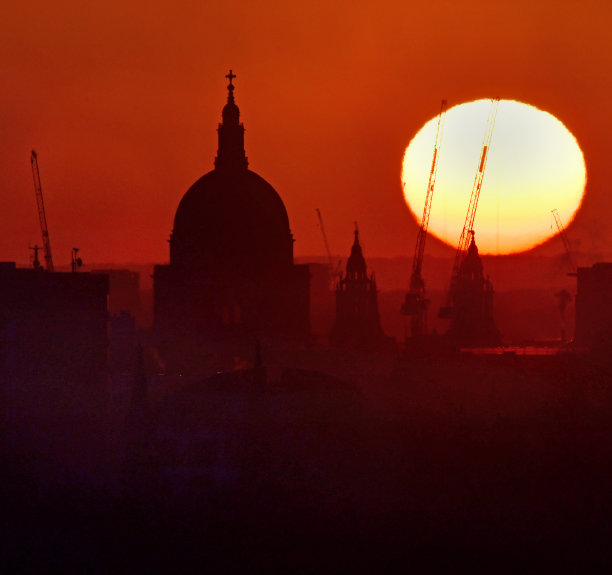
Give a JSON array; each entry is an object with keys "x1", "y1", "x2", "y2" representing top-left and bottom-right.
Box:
[{"x1": 401, "y1": 99, "x2": 586, "y2": 255}]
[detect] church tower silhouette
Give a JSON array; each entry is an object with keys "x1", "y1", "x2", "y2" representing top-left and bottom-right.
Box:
[
  {"x1": 330, "y1": 228, "x2": 390, "y2": 350},
  {"x1": 446, "y1": 232, "x2": 500, "y2": 346},
  {"x1": 153, "y1": 71, "x2": 310, "y2": 339}
]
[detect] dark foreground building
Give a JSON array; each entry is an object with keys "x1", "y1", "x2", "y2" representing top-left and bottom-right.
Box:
[
  {"x1": 330, "y1": 229, "x2": 390, "y2": 349},
  {"x1": 0, "y1": 262, "x2": 109, "y2": 388},
  {"x1": 574, "y1": 262, "x2": 612, "y2": 353},
  {"x1": 154, "y1": 72, "x2": 309, "y2": 341},
  {"x1": 0, "y1": 262, "x2": 110, "y2": 491}
]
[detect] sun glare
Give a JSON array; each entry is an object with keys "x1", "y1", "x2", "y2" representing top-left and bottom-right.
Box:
[{"x1": 401, "y1": 99, "x2": 586, "y2": 255}]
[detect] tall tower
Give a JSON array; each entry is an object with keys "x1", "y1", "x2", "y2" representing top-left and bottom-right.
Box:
[
  {"x1": 330, "y1": 229, "x2": 389, "y2": 349},
  {"x1": 446, "y1": 232, "x2": 500, "y2": 346}
]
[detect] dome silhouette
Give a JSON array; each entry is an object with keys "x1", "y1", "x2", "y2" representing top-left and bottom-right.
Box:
[
  {"x1": 171, "y1": 169, "x2": 293, "y2": 275},
  {"x1": 154, "y1": 70, "x2": 310, "y2": 340}
]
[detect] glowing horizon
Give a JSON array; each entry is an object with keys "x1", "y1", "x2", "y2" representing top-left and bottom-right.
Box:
[{"x1": 401, "y1": 99, "x2": 587, "y2": 255}]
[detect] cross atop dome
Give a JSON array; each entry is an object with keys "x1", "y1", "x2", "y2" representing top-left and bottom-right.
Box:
[
  {"x1": 226, "y1": 69, "x2": 236, "y2": 103},
  {"x1": 216, "y1": 69, "x2": 248, "y2": 170}
]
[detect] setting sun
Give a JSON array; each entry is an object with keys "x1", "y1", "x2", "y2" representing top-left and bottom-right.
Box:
[{"x1": 402, "y1": 99, "x2": 587, "y2": 254}]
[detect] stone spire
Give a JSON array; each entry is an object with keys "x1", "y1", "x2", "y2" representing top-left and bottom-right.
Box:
[
  {"x1": 447, "y1": 231, "x2": 500, "y2": 346},
  {"x1": 346, "y1": 226, "x2": 367, "y2": 281},
  {"x1": 331, "y1": 227, "x2": 390, "y2": 350},
  {"x1": 215, "y1": 70, "x2": 249, "y2": 170}
]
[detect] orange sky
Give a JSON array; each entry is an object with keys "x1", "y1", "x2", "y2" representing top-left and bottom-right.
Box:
[{"x1": 2, "y1": 0, "x2": 611, "y2": 267}]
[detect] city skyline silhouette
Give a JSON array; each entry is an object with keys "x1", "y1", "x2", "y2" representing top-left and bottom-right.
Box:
[{"x1": 2, "y1": 2, "x2": 612, "y2": 572}]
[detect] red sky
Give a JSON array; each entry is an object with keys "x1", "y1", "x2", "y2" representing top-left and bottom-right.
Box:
[{"x1": 2, "y1": 0, "x2": 611, "y2": 267}]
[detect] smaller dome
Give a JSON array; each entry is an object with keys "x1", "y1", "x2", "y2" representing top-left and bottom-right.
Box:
[
  {"x1": 222, "y1": 101, "x2": 240, "y2": 125},
  {"x1": 222, "y1": 72, "x2": 240, "y2": 126}
]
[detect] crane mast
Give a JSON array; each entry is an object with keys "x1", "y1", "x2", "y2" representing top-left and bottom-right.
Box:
[
  {"x1": 401, "y1": 99, "x2": 447, "y2": 337},
  {"x1": 315, "y1": 208, "x2": 342, "y2": 287},
  {"x1": 30, "y1": 150, "x2": 54, "y2": 272},
  {"x1": 316, "y1": 208, "x2": 334, "y2": 270},
  {"x1": 439, "y1": 98, "x2": 499, "y2": 319},
  {"x1": 412, "y1": 99, "x2": 448, "y2": 283},
  {"x1": 551, "y1": 209, "x2": 576, "y2": 272}
]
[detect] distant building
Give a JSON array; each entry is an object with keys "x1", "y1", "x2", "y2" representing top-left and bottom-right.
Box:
[
  {"x1": 446, "y1": 233, "x2": 500, "y2": 347},
  {"x1": 308, "y1": 262, "x2": 336, "y2": 340},
  {"x1": 330, "y1": 229, "x2": 390, "y2": 350},
  {"x1": 154, "y1": 72, "x2": 309, "y2": 340},
  {"x1": 574, "y1": 262, "x2": 612, "y2": 353},
  {"x1": 92, "y1": 268, "x2": 140, "y2": 318}
]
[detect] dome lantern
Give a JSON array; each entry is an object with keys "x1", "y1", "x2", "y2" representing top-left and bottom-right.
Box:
[{"x1": 215, "y1": 69, "x2": 248, "y2": 171}]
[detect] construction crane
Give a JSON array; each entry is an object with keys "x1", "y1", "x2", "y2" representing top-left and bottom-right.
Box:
[
  {"x1": 551, "y1": 210, "x2": 576, "y2": 344},
  {"x1": 439, "y1": 98, "x2": 500, "y2": 319},
  {"x1": 551, "y1": 209, "x2": 576, "y2": 272},
  {"x1": 316, "y1": 208, "x2": 333, "y2": 269},
  {"x1": 30, "y1": 150, "x2": 54, "y2": 272},
  {"x1": 401, "y1": 99, "x2": 448, "y2": 338},
  {"x1": 315, "y1": 208, "x2": 342, "y2": 285}
]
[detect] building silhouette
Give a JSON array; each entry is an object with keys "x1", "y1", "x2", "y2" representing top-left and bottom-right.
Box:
[
  {"x1": 92, "y1": 268, "x2": 140, "y2": 319},
  {"x1": 154, "y1": 72, "x2": 309, "y2": 340},
  {"x1": 0, "y1": 262, "x2": 110, "y2": 489},
  {"x1": 330, "y1": 228, "x2": 390, "y2": 349},
  {"x1": 446, "y1": 232, "x2": 500, "y2": 346},
  {"x1": 0, "y1": 262, "x2": 109, "y2": 388},
  {"x1": 574, "y1": 262, "x2": 612, "y2": 353}
]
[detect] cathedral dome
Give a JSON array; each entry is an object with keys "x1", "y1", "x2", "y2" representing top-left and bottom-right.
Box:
[
  {"x1": 169, "y1": 71, "x2": 294, "y2": 276},
  {"x1": 154, "y1": 71, "x2": 310, "y2": 340},
  {"x1": 171, "y1": 168, "x2": 293, "y2": 274}
]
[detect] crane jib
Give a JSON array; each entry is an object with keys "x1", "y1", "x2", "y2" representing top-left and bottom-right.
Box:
[
  {"x1": 430, "y1": 148, "x2": 438, "y2": 175},
  {"x1": 403, "y1": 99, "x2": 448, "y2": 337},
  {"x1": 479, "y1": 145, "x2": 488, "y2": 173},
  {"x1": 30, "y1": 150, "x2": 54, "y2": 272}
]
